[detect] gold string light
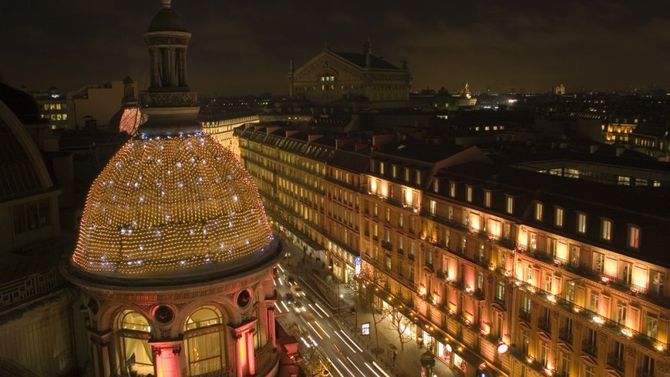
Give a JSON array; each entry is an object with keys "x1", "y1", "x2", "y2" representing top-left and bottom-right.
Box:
[{"x1": 71, "y1": 132, "x2": 273, "y2": 275}]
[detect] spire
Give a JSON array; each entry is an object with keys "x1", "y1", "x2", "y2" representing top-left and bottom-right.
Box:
[{"x1": 364, "y1": 37, "x2": 372, "y2": 68}]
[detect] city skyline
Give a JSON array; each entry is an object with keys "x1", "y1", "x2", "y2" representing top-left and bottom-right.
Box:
[{"x1": 2, "y1": 0, "x2": 670, "y2": 95}]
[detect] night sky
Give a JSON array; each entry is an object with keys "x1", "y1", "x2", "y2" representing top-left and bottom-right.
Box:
[{"x1": 2, "y1": 0, "x2": 670, "y2": 95}]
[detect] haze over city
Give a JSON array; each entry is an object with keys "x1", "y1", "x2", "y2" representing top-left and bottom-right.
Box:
[{"x1": 3, "y1": 0, "x2": 670, "y2": 94}]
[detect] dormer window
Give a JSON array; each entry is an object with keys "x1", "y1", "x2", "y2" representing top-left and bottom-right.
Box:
[
  {"x1": 600, "y1": 219, "x2": 612, "y2": 241},
  {"x1": 554, "y1": 207, "x2": 564, "y2": 227},
  {"x1": 628, "y1": 225, "x2": 640, "y2": 249},
  {"x1": 433, "y1": 180, "x2": 439, "y2": 193},
  {"x1": 535, "y1": 202, "x2": 543, "y2": 221},
  {"x1": 577, "y1": 212, "x2": 587, "y2": 234},
  {"x1": 466, "y1": 186, "x2": 473, "y2": 203},
  {"x1": 484, "y1": 191, "x2": 492, "y2": 208},
  {"x1": 505, "y1": 195, "x2": 514, "y2": 214},
  {"x1": 449, "y1": 181, "x2": 456, "y2": 198}
]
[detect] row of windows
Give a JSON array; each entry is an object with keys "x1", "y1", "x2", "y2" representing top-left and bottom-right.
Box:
[{"x1": 438, "y1": 180, "x2": 643, "y2": 250}]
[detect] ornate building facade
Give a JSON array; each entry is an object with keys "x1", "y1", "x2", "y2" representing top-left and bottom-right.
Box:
[
  {"x1": 289, "y1": 41, "x2": 411, "y2": 108},
  {"x1": 236, "y1": 124, "x2": 670, "y2": 377},
  {"x1": 62, "y1": 2, "x2": 284, "y2": 377}
]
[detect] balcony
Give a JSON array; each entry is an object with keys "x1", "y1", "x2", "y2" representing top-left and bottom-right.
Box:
[
  {"x1": 607, "y1": 356, "x2": 624, "y2": 372},
  {"x1": 558, "y1": 328, "x2": 573, "y2": 343},
  {"x1": 538, "y1": 318, "x2": 551, "y2": 334},
  {"x1": 582, "y1": 341, "x2": 597, "y2": 356},
  {"x1": 381, "y1": 240, "x2": 393, "y2": 251},
  {"x1": 519, "y1": 310, "x2": 531, "y2": 323}
]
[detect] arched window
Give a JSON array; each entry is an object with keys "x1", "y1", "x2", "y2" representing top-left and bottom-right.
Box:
[
  {"x1": 184, "y1": 306, "x2": 226, "y2": 376},
  {"x1": 116, "y1": 310, "x2": 153, "y2": 376}
]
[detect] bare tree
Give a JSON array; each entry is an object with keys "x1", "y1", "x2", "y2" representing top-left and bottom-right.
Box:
[
  {"x1": 383, "y1": 304, "x2": 414, "y2": 351},
  {"x1": 357, "y1": 266, "x2": 387, "y2": 353}
]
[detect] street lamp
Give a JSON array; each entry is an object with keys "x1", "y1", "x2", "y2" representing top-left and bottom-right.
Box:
[{"x1": 420, "y1": 350, "x2": 435, "y2": 377}]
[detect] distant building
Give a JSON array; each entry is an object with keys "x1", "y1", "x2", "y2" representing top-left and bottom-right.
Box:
[
  {"x1": 554, "y1": 83, "x2": 566, "y2": 95},
  {"x1": 32, "y1": 87, "x2": 69, "y2": 129},
  {"x1": 289, "y1": 40, "x2": 411, "y2": 108},
  {"x1": 67, "y1": 79, "x2": 136, "y2": 129}
]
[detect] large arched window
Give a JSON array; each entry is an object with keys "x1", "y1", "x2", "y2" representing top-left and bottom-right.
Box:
[
  {"x1": 116, "y1": 310, "x2": 153, "y2": 376},
  {"x1": 184, "y1": 306, "x2": 226, "y2": 376}
]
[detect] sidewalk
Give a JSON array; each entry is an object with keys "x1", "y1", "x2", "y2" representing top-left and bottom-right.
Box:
[{"x1": 279, "y1": 235, "x2": 455, "y2": 377}]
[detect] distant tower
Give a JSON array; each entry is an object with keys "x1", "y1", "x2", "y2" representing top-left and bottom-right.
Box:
[
  {"x1": 364, "y1": 37, "x2": 372, "y2": 68},
  {"x1": 288, "y1": 59, "x2": 295, "y2": 98}
]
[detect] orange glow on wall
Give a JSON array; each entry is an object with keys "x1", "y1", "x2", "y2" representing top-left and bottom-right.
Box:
[
  {"x1": 403, "y1": 187, "x2": 413, "y2": 206},
  {"x1": 517, "y1": 229, "x2": 528, "y2": 250},
  {"x1": 464, "y1": 265, "x2": 475, "y2": 291},
  {"x1": 604, "y1": 257, "x2": 618, "y2": 278},
  {"x1": 469, "y1": 213, "x2": 481, "y2": 232},
  {"x1": 447, "y1": 257, "x2": 458, "y2": 281},
  {"x1": 487, "y1": 219, "x2": 501, "y2": 239},
  {"x1": 379, "y1": 181, "x2": 389, "y2": 198},
  {"x1": 632, "y1": 266, "x2": 649, "y2": 291},
  {"x1": 555, "y1": 241, "x2": 568, "y2": 262}
]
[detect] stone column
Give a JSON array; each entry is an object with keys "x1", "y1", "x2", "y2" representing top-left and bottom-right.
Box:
[
  {"x1": 150, "y1": 339, "x2": 183, "y2": 377},
  {"x1": 88, "y1": 329, "x2": 113, "y2": 377},
  {"x1": 246, "y1": 328, "x2": 257, "y2": 375},
  {"x1": 229, "y1": 319, "x2": 258, "y2": 377},
  {"x1": 266, "y1": 304, "x2": 277, "y2": 347}
]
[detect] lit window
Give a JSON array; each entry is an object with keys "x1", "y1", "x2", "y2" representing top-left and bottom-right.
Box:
[
  {"x1": 505, "y1": 195, "x2": 514, "y2": 214},
  {"x1": 429, "y1": 200, "x2": 437, "y2": 216},
  {"x1": 601, "y1": 219, "x2": 612, "y2": 241},
  {"x1": 433, "y1": 180, "x2": 439, "y2": 193},
  {"x1": 534, "y1": 202, "x2": 543, "y2": 221},
  {"x1": 466, "y1": 186, "x2": 473, "y2": 202},
  {"x1": 628, "y1": 225, "x2": 640, "y2": 249},
  {"x1": 379, "y1": 162, "x2": 385, "y2": 175},
  {"x1": 577, "y1": 212, "x2": 587, "y2": 234},
  {"x1": 416, "y1": 171, "x2": 422, "y2": 185},
  {"x1": 554, "y1": 207, "x2": 564, "y2": 227},
  {"x1": 392, "y1": 164, "x2": 397, "y2": 178},
  {"x1": 484, "y1": 191, "x2": 491, "y2": 208},
  {"x1": 449, "y1": 182, "x2": 456, "y2": 198}
]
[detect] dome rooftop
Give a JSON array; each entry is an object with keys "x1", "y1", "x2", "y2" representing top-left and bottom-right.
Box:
[
  {"x1": 70, "y1": 133, "x2": 276, "y2": 282},
  {"x1": 0, "y1": 98, "x2": 53, "y2": 201},
  {"x1": 0, "y1": 83, "x2": 42, "y2": 124},
  {"x1": 147, "y1": 6, "x2": 188, "y2": 33}
]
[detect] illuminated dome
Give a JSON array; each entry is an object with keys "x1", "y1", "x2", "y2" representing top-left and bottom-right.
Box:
[{"x1": 71, "y1": 133, "x2": 273, "y2": 279}]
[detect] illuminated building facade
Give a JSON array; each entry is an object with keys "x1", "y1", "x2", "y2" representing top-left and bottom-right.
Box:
[
  {"x1": 289, "y1": 40, "x2": 411, "y2": 107},
  {"x1": 236, "y1": 125, "x2": 670, "y2": 377},
  {"x1": 32, "y1": 88, "x2": 69, "y2": 129},
  {"x1": 62, "y1": 2, "x2": 283, "y2": 377}
]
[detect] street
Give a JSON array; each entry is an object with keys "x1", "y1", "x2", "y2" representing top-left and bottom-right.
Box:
[{"x1": 274, "y1": 261, "x2": 393, "y2": 377}]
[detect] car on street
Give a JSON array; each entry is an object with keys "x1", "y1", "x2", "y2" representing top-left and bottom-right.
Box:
[
  {"x1": 283, "y1": 292, "x2": 296, "y2": 304},
  {"x1": 291, "y1": 285, "x2": 305, "y2": 297},
  {"x1": 292, "y1": 300, "x2": 306, "y2": 313}
]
